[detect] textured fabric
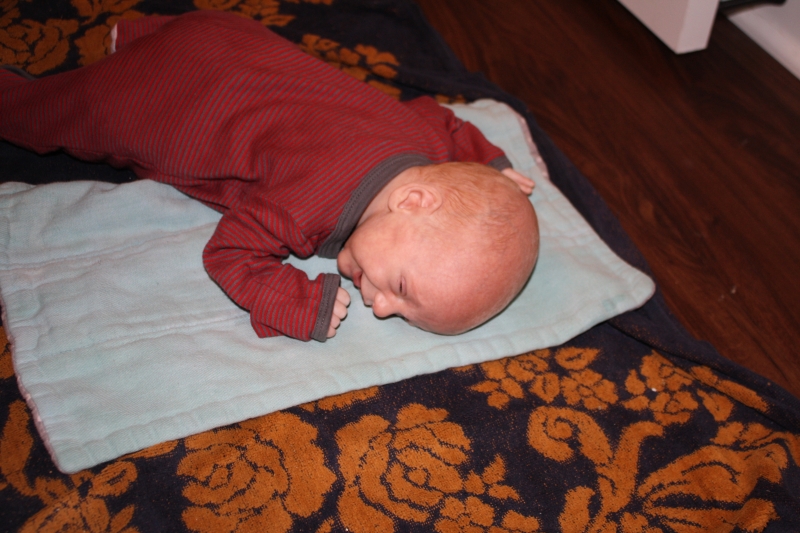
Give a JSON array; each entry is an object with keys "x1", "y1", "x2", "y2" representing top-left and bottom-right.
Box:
[
  {"x1": 0, "y1": 99, "x2": 656, "y2": 474},
  {"x1": 0, "y1": 10, "x2": 507, "y2": 341},
  {"x1": 2, "y1": 1, "x2": 800, "y2": 531}
]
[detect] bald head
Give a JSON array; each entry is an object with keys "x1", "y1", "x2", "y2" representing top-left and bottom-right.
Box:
[
  {"x1": 339, "y1": 161, "x2": 539, "y2": 336},
  {"x1": 411, "y1": 163, "x2": 540, "y2": 334}
]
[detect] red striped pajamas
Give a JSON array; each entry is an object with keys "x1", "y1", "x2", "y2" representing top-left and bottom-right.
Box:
[{"x1": 0, "y1": 10, "x2": 509, "y2": 341}]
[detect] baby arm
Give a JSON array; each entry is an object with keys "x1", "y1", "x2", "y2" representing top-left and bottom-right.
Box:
[
  {"x1": 502, "y1": 168, "x2": 535, "y2": 195},
  {"x1": 203, "y1": 202, "x2": 344, "y2": 342}
]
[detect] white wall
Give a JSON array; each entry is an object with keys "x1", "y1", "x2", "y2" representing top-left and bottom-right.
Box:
[
  {"x1": 618, "y1": 0, "x2": 718, "y2": 53},
  {"x1": 727, "y1": 0, "x2": 800, "y2": 80}
]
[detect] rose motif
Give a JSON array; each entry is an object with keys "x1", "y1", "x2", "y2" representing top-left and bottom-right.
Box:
[
  {"x1": 336, "y1": 404, "x2": 471, "y2": 532},
  {"x1": 435, "y1": 497, "x2": 541, "y2": 533},
  {"x1": 484, "y1": 351, "x2": 550, "y2": 382},
  {"x1": 560, "y1": 369, "x2": 618, "y2": 410},
  {"x1": 436, "y1": 496, "x2": 494, "y2": 533},
  {"x1": 178, "y1": 412, "x2": 334, "y2": 533},
  {"x1": 622, "y1": 353, "x2": 699, "y2": 425},
  {"x1": 470, "y1": 348, "x2": 617, "y2": 410},
  {"x1": 640, "y1": 353, "x2": 692, "y2": 392},
  {"x1": 22, "y1": 462, "x2": 138, "y2": 533},
  {"x1": 649, "y1": 389, "x2": 699, "y2": 425},
  {"x1": 470, "y1": 351, "x2": 553, "y2": 408},
  {"x1": 1, "y1": 17, "x2": 78, "y2": 75}
]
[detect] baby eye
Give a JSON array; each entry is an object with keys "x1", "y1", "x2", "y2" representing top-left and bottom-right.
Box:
[{"x1": 398, "y1": 278, "x2": 406, "y2": 297}]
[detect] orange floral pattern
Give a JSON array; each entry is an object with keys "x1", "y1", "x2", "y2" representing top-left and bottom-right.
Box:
[
  {"x1": 300, "y1": 386, "x2": 380, "y2": 412},
  {"x1": 335, "y1": 404, "x2": 471, "y2": 529},
  {"x1": 335, "y1": 404, "x2": 540, "y2": 533},
  {"x1": 298, "y1": 33, "x2": 401, "y2": 98},
  {"x1": 72, "y1": 0, "x2": 142, "y2": 25},
  {"x1": 1, "y1": 0, "x2": 374, "y2": 77},
  {"x1": 0, "y1": 397, "x2": 175, "y2": 532},
  {"x1": 178, "y1": 412, "x2": 335, "y2": 532},
  {"x1": 1, "y1": 3, "x2": 79, "y2": 74},
  {"x1": 0, "y1": 329, "x2": 12, "y2": 380},
  {"x1": 622, "y1": 352, "x2": 701, "y2": 425},
  {"x1": 21, "y1": 462, "x2": 140, "y2": 533},
  {"x1": 194, "y1": 0, "x2": 294, "y2": 26},
  {"x1": 527, "y1": 405, "x2": 791, "y2": 533},
  {"x1": 467, "y1": 347, "x2": 618, "y2": 410}
]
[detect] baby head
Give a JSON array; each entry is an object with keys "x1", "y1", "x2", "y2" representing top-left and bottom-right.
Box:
[{"x1": 337, "y1": 162, "x2": 539, "y2": 334}]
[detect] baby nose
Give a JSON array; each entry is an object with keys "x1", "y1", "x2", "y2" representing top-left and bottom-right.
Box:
[{"x1": 371, "y1": 293, "x2": 394, "y2": 318}]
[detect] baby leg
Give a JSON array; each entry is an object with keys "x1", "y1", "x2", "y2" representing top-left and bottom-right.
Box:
[{"x1": 111, "y1": 15, "x2": 178, "y2": 53}]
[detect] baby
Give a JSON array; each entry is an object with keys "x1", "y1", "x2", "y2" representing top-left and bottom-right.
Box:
[
  {"x1": 0, "y1": 10, "x2": 539, "y2": 341},
  {"x1": 335, "y1": 161, "x2": 538, "y2": 338}
]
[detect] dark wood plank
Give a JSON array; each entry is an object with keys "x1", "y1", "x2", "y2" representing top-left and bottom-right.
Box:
[{"x1": 414, "y1": 0, "x2": 800, "y2": 398}]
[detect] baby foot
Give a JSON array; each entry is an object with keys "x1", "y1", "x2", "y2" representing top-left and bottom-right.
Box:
[{"x1": 110, "y1": 24, "x2": 118, "y2": 54}]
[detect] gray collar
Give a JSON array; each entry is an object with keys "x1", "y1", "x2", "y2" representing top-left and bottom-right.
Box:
[{"x1": 317, "y1": 153, "x2": 431, "y2": 258}]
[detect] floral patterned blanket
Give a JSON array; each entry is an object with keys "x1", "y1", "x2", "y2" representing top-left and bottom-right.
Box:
[{"x1": 2, "y1": 0, "x2": 799, "y2": 531}]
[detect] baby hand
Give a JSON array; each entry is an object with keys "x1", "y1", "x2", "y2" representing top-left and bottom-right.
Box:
[
  {"x1": 502, "y1": 168, "x2": 535, "y2": 195},
  {"x1": 327, "y1": 286, "x2": 351, "y2": 338}
]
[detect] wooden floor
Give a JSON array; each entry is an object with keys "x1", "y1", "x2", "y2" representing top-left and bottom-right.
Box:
[{"x1": 415, "y1": 0, "x2": 800, "y2": 399}]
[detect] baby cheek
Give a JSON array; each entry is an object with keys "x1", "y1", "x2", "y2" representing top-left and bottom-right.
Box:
[{"x1": 336, "y1": 250, "x2": 349, "y2": 272}]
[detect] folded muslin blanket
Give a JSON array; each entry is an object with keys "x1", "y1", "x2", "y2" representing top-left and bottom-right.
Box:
[{"x1": 0, "y1": 100, "x2": 655, "y2": 473}]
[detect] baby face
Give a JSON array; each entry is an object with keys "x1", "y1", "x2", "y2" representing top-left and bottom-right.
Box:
[{"x1": 337, "y1": 210, "x2": 463, "y2": 332}]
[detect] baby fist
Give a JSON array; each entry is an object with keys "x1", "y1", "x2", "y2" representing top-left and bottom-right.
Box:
[{"x1": 327, "y1": 286, "x2": 351, "y2": 338}]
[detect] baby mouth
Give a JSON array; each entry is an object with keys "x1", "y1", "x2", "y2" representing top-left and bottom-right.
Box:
[{"x1": 353, "y1": 270, "x2": 363, "y2": 289}]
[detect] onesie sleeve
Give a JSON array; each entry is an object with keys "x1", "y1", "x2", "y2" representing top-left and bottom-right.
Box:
[
  {"x1": 203, "y1": 196, "x2": 340, "y2": 342},
  {"x1": 403, "y1": 96, "x2": 511, "y2": 170}
]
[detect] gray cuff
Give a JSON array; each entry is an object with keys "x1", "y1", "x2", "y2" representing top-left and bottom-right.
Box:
[
  {"x1": 310, "y1": 273, "x2": 341, "y2": 342},
  {"x1": 487, "y1": 155, "x2": 512, "y2": 171}
]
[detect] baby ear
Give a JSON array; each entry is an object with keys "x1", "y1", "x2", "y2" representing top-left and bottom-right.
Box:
[{"x1": 389, "y1": 183, "x2": 443, "y2": 213}]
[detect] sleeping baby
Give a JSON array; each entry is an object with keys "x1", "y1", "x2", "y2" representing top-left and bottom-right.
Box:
[{"x1": 0, "y1": 10, "x2": 539, "y2": 342}]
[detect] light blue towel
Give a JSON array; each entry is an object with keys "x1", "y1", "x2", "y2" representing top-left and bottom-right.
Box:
[{"x1": 0, "y1": 100, "x2": 655, "y2": 473}]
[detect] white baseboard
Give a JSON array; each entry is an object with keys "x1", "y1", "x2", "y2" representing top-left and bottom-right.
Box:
[
  {"x1": 728, "y1": 0, "x2": 800, "y2": 81},
  {"x1": 618, "y1": 0, "x2": 718, "y2": 53}
]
